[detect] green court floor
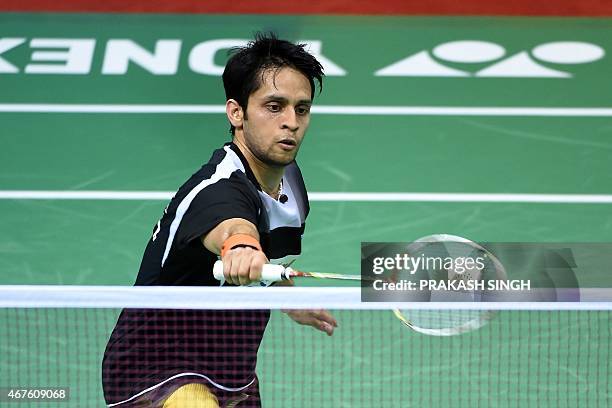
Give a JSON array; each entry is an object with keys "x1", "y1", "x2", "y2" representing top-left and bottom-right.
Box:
[{"x1": 0, "y1": 12, "x2": 610, "y2": 407}]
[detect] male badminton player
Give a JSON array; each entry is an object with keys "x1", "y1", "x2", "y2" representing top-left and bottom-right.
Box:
[{"x1": 102, "y1": 33, "x2": 337, "y2": 407}]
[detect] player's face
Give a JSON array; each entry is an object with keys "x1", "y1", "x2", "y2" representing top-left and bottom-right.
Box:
[{"x1": 241, "y1": 67, "x2": 312, "y2": 167}]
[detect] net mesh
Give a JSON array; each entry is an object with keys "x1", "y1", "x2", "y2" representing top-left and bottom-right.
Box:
[{"x1": 0, "y1": 286, "x2": 610, "y2": 407}]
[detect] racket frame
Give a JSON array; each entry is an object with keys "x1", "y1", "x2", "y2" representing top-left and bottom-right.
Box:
[{"x1": 392, "y1": 234, "x2": 507, "y2": 336}]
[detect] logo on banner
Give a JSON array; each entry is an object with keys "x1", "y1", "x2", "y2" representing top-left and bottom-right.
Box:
[
  {"x1": 0, "y1": 38, "x2": 605, "y2": 78},
  {"x1": 375, "y1": 41, "x2": 605, "y2": 78}
]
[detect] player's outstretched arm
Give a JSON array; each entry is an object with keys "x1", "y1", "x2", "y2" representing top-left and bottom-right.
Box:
[{"x1": 202, "y1": 218, "x2": 268, "y2": 286}]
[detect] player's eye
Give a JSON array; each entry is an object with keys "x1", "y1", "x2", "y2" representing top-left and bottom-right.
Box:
[
  {"x1": 296, "y1": 105, "x2": 311, "y2": 115},
  {"x1": 266, "y1": 103, "x2": 281, "y2": 112}
]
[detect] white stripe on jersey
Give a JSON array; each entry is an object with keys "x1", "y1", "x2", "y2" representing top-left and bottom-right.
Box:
[
  {"x1": 161, "y1": 146, "x2": 244, "y2": 267},
  {"x1": 257, "y1": 177, "x2": 302, "y2": 231}
]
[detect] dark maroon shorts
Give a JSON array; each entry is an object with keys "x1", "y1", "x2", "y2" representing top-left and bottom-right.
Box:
[{"x1": 102, "y1": 308, "x2": 270, "y2": 407}]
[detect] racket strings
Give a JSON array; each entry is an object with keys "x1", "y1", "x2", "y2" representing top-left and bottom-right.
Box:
[{"x1": 393, "y1": 236, "x2": 507, "y2": 335}]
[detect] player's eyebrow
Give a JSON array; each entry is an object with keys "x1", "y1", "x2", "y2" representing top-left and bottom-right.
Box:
[{"x1": 263, "y1": 95, "x2": 312, "y2": 105}]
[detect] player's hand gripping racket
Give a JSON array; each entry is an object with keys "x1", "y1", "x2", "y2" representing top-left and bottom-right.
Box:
[{"x1": 213, "y1": 261, "x2": 363, "y2": 282}]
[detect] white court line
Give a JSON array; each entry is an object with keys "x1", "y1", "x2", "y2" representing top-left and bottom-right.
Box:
[
  {"x1": 0, "y1": 191, "x2": 611, "y2": 203},
  {"x1": 0, "y1": 104, "x2": 225, "y2": 113},
  {"x1": 1, "y1": 104, "x2": 612, "y2": 116}
]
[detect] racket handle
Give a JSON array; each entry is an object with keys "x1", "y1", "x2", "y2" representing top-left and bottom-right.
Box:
[{"x1": 213, "y1": 261, "x2": 287, "y2": 282}]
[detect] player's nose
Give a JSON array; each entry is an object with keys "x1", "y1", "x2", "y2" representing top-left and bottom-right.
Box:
[{"x1": 281, "y1": 108, "x2": 299, "y2": 131}]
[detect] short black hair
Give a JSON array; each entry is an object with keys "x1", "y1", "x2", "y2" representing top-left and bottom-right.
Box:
[{"x1": 222, "y1": 32, "x2": 324, "y2": 135}]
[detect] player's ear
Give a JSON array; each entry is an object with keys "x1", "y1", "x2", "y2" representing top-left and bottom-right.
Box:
[{"x1": 226, "y1": 99, "x2": 244, "y2": 129}]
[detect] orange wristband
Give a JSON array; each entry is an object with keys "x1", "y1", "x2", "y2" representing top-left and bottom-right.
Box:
[{"x1": 221, "y1": 234, "x2": 262, "y2": 258}]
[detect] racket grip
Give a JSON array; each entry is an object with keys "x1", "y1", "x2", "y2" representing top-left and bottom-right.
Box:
[{"x1": 213, "y1": 261, "x2": 287, "y2": 282}]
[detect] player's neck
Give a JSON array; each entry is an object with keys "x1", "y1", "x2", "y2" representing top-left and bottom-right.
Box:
[
  {"x1": 233, "y1": 138, "x2": 284, "y2": 199},
  {"x1": 252, "y1": 165, "x2": 283, "y2": 199}
]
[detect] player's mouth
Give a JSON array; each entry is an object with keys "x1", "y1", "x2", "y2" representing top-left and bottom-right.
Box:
[{"x1": 278, "y1": 138, "x2": 297, "y2": 151}]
